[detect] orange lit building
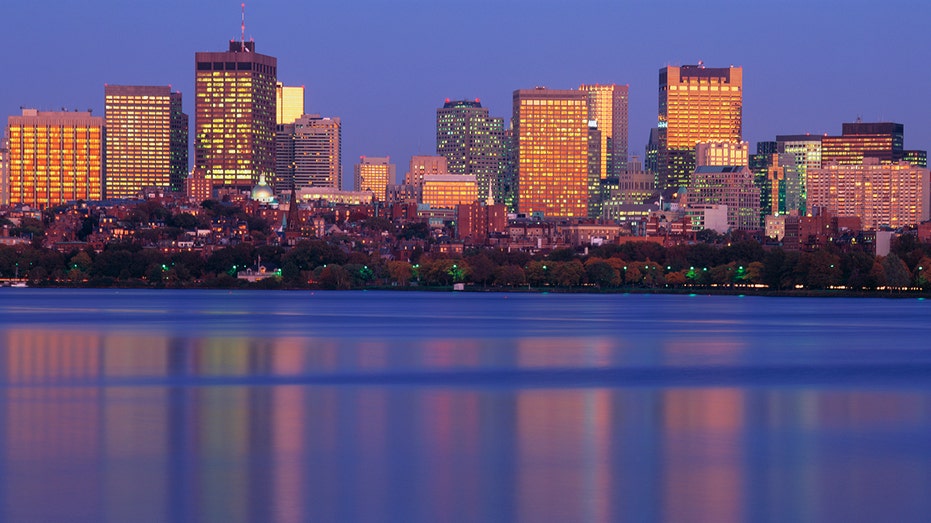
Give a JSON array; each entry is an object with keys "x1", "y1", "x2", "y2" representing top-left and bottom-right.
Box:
[
  {"x1": 513, "y1": 88, "x2": 589, "y2": 218},
  {"x1": 354, "y1": 156, "x2": 395, "y2": 202},
  {"x1": 579, "y1": 84, "x2": 629, "y2": 177},
  {"x1": 194, "y1": 40, "x2": 277, "y2": 191},
  {"x1": 405, "y1": 155, "x2": 448, "y2": 186},
  {"x1": 421, "y1": 174, "x2": 478, "y2": 209},
  {"x1": 104, "y1": 85, "x2": 189, "y2": 197},
  {"x1": 275, "y1": 83, "x2": 304, "y2": 125},
  {"x1": 658, "y1": 65, "x2": 742, "y2": 190},
  {"x1": 6, "y1": 109, "x2": 103, "y2": 207},
  {"x1": 807, "y1": 159, "x2": 930, "y2": 230}
]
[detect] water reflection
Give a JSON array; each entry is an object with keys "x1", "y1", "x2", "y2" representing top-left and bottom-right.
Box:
[{"x1": 1, "y1": 292, "x2": 931, "y2": 522}]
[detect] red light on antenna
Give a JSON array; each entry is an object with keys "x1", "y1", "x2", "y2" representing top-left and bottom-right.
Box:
[
  {"x1": 445, "y1": 98, "x2": 450, "y2": 103},
  {"x1": 475, "y1": 98, "x2": 480, "y2": 103}
]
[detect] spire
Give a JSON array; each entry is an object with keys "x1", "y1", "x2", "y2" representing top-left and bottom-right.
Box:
[
  {"x1": 485, "y1": 181, "x2": 495, "y2": 206},
  {"x1": 286, "y1": 185, "x2": 299, "y2": 232},
  {"x1": 240, "y1": 3, "x2": 249, "y2": 52}
]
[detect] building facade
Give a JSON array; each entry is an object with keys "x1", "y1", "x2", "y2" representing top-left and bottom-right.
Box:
[
  {"x1": 104, "y1": 85, "x2": 188, "y2": 197},
  {"x1": 435, "y1": 99, "x2": 505, "y2": 204},
  {"x1": 354, "y1": 156, "x2": 395, "y2": 202},
  {"x1": 695, "y1": 141, "x2": 749, "y2": 167},
  {"x1": 276, "y1": 83, "x2": 304, "y2": 125},
  {"x1": 807, "y1": 159, "x2": 929, "y2": 230},
  {"x1": 820, "y1": 122, "x2": 903, "y2": 166},
  {"x1": 194, "y1": 40, "x2": 277, "y2": 191},
  {"x1": 579, "y1": 83, "x2": 630, "y2": 177},
  {"x1": 6, "y1": 109, "x2": 103, "y2": 207},
  {"x1": 275, "y1": 114, "x2": 341, "y2": 192},
  {"x1": 513, "y1": 88, "x2": 589, "y2": 218},
  {"x1": 421, "y1": 174, "x2": 478, "y2": 209},
  {"x1": 686, "y1": 165, "x2": 760, "y2": 231},
  {"x1": 658, "y1": 65, "x2": 743, "y2": 190},
  {"x1": 405, "y1": 155, "x2": 448, "y2": 186}
]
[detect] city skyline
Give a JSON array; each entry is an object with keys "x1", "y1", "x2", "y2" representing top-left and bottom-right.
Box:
[{"x1": 2, "y1": 1, "x2": 930, "y2": 188}]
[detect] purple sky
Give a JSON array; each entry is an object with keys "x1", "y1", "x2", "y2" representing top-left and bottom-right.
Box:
[{"x1": 3, "y1": 0, "x2": 929, "y2": 187}]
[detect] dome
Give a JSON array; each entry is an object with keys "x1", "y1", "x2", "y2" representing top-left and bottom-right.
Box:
[{"x1": 251, "y1": 181, "x2": 275, "y2": 203}]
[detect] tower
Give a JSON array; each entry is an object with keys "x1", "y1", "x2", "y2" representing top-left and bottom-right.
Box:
[
  {"x1": 658, "y1": 64, "x2": 742, "y2": 190},
  {"x1": 579, "y1": 83, "x2": 629, "y2": 177},
  {"x1": 435, "y1": 99, "x2": 505, "y2": 205},
  {"x1": 104, "y1": 85, "x2": 189, "y2": 197},
  {"x1": 275, "y1": 114, "x2": 342, "y2": 192},
  {"x1": 276, "y1": 83, "x2": 304, "y2": 125},
  {"x1": 354, "y1": 156, "x2": 395, "y2": 202},
  {"x1": 194, "y1": 13, "x2": 277, "y2": 192},
  {"x1": 513, "y1": 88, "x2": 589, "y2": 218}
]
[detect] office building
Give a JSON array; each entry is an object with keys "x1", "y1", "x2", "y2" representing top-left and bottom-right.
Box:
[
  {"x1": 436, "y1": 99, "x2": 505, "y2": 203},
  {"x1": 276, "y1": 83, "x2": 304, "y2": 125},
  {"x1": 821, "y1": 122, "x2": 903, "y2": 166},
  {"x1": 276, "y1": 114, "x2": 341, "y2": 192},
  {"x1": 354, "y1": 156, "x2": 394, "y2": 202},
  {"x1": 195, "y1": 39, "x2": 277, "y2": 191},
  {"x1": 104, "y1": 85, "x2": 188, "y2": 197},
  {"x1": 579, "y1": 83, "x2": 629, "y2": 177},
  {"x1": 658, "y1": 64, "x2": 743, "y2": 190},
  {"x1": 807, "y1": 159, "x2": 929, "y2": 230},
  {"x1": 6, "y1": 109, "x2": 103, "y2": 207},
  {"x1": 0, "y1": 137, "x2": 8, "y2": 205},
  {"x1": 406, "y1": 155, "x2": 448, "y2": 186},
  {"x1": 513, "y1": 88, "x2": 589, "y2": 218},
  {"x1": 686, "y1": 165, "x2": 760, "y2": 231},
  {"x1": 695, "y1": 141, "x2": 749, "y2": 167},
  {"x1": 422, "y1": 174, "x2": 478, "y2": 209}
]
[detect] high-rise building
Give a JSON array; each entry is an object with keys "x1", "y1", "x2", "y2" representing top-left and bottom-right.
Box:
[
  {"x1": 695, "y1": 141, "x2": 749, "y2": 167},
  {"x1": 104, "y1": 85, "x2": 188, "y2": 197},
  {"x1": 903, "y1": 150, "x2": 928, "y2": 168},
  {"x1": 579, "y1": 83, "x2": 629, "y2": 177},
  {"x1": 6, "y1": 109, "x2": 103, "y2": 207},
  {"x1": 195, "y1": 40, "x2": 277, "y2": 191},
  {"x1": 821, "y1": 122, "x2": 903, "y2": 166},
  {"x1": 658, "y1": 65, "x2": 743, "y2": 190},
  {"x1": 0, "y1": 137, "x2": 8, "y2": 206},
  {"x1": 276, "y1": 83, "x2": 304, "y2": 125},
  {"x1": 421, "y1": 174, "x2": 478, "y2": 209},
  {"x1": 807, "y1": 159, "x2": 929, "y2": 230},
  {"x1": 513, "y1": 88, "x2": 589, "y2": 218},
  {"x1": 686, "y1": 165, "x2": 760, "y2": 231},
  {"x1": 435, "y1": 99, "x2": 505, "y2": 203},
  {"x1": 405, "y1": 155, "x2": 448, "y2": 186},
  {"x1": 644, "y1": 128, "x2": 660, "y2": 176},
  {"x1": 587, "y1": 123, "x2": 603, "y2": 218},
  {"x1": 750, "y1": 141, "x2": 778, "y2": 218},
  {"x1": 354, "y1": 156, "x2": 394, "y2": 202},
  {"x1": 275, "y1": 114, "x2": 341, "y2": 192},
  {"x1": 777, "y1": 134, "x2": 822, "y2": 215}
]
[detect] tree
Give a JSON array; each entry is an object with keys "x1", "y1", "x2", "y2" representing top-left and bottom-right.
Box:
[
  {"x1": 387, "y1": 261, "x2": 413, "y2": 286},
  {"x1": 585, "y1": 260, "x2": 619, "y2": 288},
  {"x1": 882, "y1": 253, "x2": 911, "y2": 289},
  {"x1": 493, "y1": 265, "x2": 526, "y2": 287}
]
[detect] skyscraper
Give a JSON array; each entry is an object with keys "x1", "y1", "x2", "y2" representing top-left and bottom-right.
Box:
[
  {"x1": 658, "y1": 64, "x2": 743, "y2": 190},
  {"x1": 6, "y1": 109, "x2": 103, "y2": 207},
  {"x1": 579, "y1": 83, "x2": 629, "y2": 177},
  {"x1": 354, "y1": 156, "x2": 395, "y2": 202},
  {"x1": 776, "y1": 134, "x2": 822, "y2": 215},
  {"x1": 195, "y1": 40, "x2": 277, "y2": 191},
  {"x1": 275, "y1": 114, "x2": 341, "y2": 192},
  {"x1": 104, "y1": 85, "x2": 188, "y2": 197},
  {"x1": 405, "y1": 156, "x2": 448, "y2": 186},
  {"x1": 821, "y1": 122, "x2": 904, "y2": 166},
  {"x1": 0, "y1": 137, "x2": 8, "y2": 206},
  {"x1": 435, "y1": 99, "x2": 505, "y2": 203},
  {"x1": 686, "y1": 165, "x2": 760, "y2": 231},
  {"x1": 513, "y1": 88, "x2": 589, "y2": 218},
  {"x1": 276, "y1": 83, "x2": 304, "y2": 125}
]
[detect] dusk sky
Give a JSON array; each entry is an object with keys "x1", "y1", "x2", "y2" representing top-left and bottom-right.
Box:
[{"x1": 3, "y1": 0, "x2": 929, "y2": 186}]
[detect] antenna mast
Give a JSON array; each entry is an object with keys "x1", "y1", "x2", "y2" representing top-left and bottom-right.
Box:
[{"x1": 241, "y1": 3, "x2": 247, "y2": 51}]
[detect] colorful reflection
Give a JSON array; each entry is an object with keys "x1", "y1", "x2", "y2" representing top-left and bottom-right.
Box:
[{"x1": 1, "y1": 323, "x2": 931, "y2": 522}]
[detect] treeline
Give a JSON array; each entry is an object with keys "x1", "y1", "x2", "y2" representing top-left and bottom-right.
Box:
[{"x1": 2, "y1": 234, "x2": 931, "y2": 292}]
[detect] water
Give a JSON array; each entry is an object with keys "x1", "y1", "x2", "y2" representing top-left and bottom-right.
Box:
[{"x1": 1, "y1": 289, "x2": 930, "y2": 522}]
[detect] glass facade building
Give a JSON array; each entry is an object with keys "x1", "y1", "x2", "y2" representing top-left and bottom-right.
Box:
[
  {"x1": 195, "y1": 41, "x2": 277, "y2": 191},
  {"x1": 579, "y1": 84, "x2": 629, "y2": 178},
  {"x1": 436, "y1": 100, "x2": 505, "y2": 205},
  {"x1": 275, "y1": 114, "x2": 341, "y2": 192},
  {"x1": 104, "y1": 85, "x2": 188, "y2": 197},
  {"x1": 354, "y1": 156, "x2": 394, "y2": 202},
  {"x1": 658, "y1": 65, "x2": 743, "y2": 190},
  {"x1": 513, "y1": 88, "x2": 589, "y2": 218}
]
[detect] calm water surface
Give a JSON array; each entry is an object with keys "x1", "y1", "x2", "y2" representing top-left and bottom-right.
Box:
[{"x1": 0, "y1": 289, "x2": 930, "y2": 522}]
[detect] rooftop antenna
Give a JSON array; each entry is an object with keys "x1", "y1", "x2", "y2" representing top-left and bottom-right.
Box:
[{"x1": 240, "y1": 3, "x2": 248, "y2": 52}]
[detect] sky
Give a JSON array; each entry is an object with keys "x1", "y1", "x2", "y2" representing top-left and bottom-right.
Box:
[{"x1": 3, "y1": 0, "x2": 930, "y2": 187}]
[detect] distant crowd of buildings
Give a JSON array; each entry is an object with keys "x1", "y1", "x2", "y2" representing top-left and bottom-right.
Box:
[{"x1": 2, "y1": 28, "x2": 930, "y2": 255}]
